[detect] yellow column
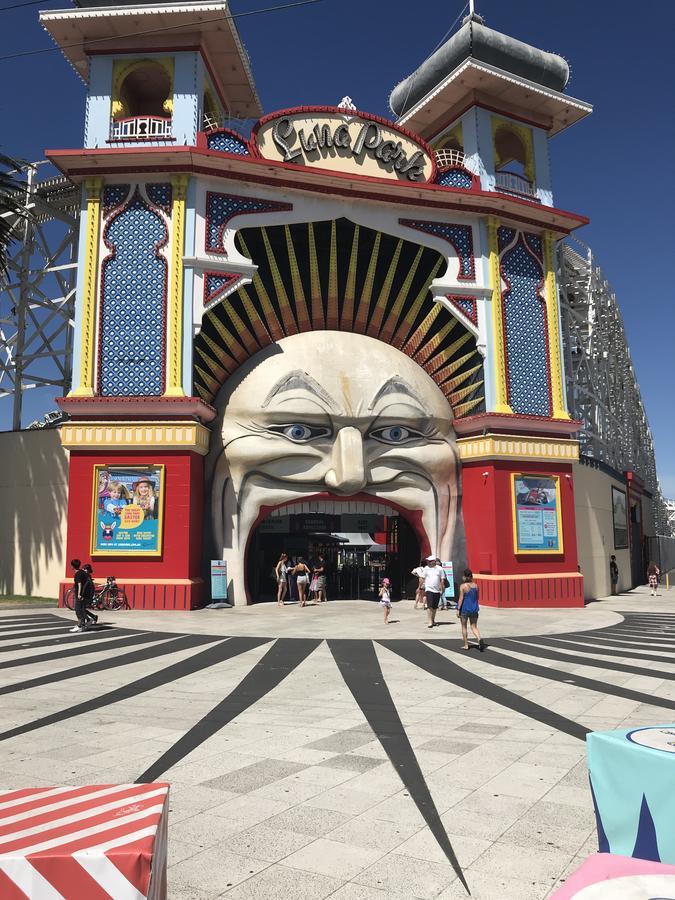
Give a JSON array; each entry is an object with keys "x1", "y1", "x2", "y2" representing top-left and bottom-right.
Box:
[
  {"x1": 70, "y1": 177, "x2": 102, "y2": 397},
  {"x1": 487, "y1": 215, "x2": 512, "y2": 414},
  {"x1": 165, "y1": 174, "x2": 188, "y2": 397},
  {"x1": 543, "y1": 231, "x2": 570, "y2": 419}
]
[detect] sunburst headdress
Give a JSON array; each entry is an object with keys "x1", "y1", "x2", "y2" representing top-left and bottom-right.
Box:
[{"x1": 194, "y1": 217, "x2": 485, "y2": 418}]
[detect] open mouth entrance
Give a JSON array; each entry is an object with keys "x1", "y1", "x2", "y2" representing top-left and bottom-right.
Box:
[{"x1": 247, "y1": 499, "x2": 421, "y2": 602}]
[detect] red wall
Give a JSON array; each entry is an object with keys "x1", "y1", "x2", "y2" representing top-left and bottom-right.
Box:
[
  {"x1": 64, "y1": 450, "x2": 204, "y2": 581},
  {"x1": 462, "y1": 459, "x2": 579, "y2": 577}
]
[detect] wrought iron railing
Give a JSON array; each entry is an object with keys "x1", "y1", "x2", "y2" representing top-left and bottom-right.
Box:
[
  {"x1": 109, "y1": 116, "x2": 172, "y2": 141},
  {"x1": 494, "y1": 170, "x2": 536, "y2": 198}
]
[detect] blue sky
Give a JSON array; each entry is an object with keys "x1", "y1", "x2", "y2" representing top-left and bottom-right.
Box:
[{"x1": 2, "y1": 0, "x2": 673, "y2": 496}]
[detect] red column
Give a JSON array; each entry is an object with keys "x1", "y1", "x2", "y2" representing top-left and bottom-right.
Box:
[
  {"x1": 60, "y1": 450, "x2": 204, "y2": 610},
  {"x1": 462, "y1": 458, "x2": 583, "y2": 607}
]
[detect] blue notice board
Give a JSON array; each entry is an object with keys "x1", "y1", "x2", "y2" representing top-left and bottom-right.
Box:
[
  {"x1": 442, "y1": 561, "x2": 455, "y2": 599},
  {"x1": 211, "y1": 560, "x2": 228, "y2": 600}
]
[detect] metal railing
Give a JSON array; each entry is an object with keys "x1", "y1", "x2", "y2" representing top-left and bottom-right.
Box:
[
  {"x1": 434, "y1": 148, "x2": 466, "y2": 169},
  {"x1": 494, "y1": 170, "x2": 536, "y2": 198},
  {"x1": 109, "y1": 116, "x2": 172, "y2": 141}
]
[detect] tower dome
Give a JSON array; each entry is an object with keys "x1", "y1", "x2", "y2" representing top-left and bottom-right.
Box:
[{"x1": 390, "y1": 13, "x2": 570, "y2": 119}]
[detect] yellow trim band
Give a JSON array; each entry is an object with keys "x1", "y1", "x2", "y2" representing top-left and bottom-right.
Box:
[
  {"x1": 487, "y1": 215, "x2": 512, "y2": 414},
  {"x1": 70, "y1": 178, "x2": 102, "y2": 397},
  {"x1": 543, "y1": 231, "x2": 569, "y2": 419},
  {"x1": 458, "y1": 434, "x2": 579, "y2": 462},
  {"x1": 165, "y1": 175, "x2": 188, "y2": 397},
  {"x1": 60, "y1": 421, "x2": 210, "y2": 454}
]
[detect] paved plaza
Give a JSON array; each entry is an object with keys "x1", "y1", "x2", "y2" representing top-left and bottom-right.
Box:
[{"x1": 1, "y1": 591, "x2": 674, "y2": 898}]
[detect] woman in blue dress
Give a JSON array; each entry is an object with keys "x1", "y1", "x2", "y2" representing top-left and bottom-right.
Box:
[{"x1": 457, "y1": 568, "x2": 485, "y2": 652}]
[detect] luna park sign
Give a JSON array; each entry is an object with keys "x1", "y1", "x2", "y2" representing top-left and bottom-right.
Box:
[{"x1": 254, "y1": 108, "x2": 434, "y2": 183}]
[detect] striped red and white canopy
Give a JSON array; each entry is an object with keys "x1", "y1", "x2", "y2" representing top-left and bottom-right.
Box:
[{"x1": 0, "y1": 784, "x2": 169, "y2": 899}]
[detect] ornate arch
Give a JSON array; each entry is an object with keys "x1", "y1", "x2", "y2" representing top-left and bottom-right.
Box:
[
  {"x1": 111, "y1": 57, "x2": 174, "y2": 119},
  {"x1": 193, "y1": 218, "x2": 485, "y2": 419}
]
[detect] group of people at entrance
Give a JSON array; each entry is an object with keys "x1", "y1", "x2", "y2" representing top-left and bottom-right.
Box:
[
  {"x1": 410, "y1": 556, "x2": 483, "y2": 649},
  {"x1": 275, "y1": 552, "x2": 328, "y2": 607}
]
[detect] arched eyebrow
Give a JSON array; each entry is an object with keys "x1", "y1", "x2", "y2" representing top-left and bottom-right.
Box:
[
  {"x1": 262, "y1": 371, "x2": 337, "y2": 411},
  {"x1": 368, "y1": 376, "x2": 425, "y2": 411}
]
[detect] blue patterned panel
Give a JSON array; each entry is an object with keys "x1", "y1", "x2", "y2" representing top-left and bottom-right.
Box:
[
  {"x1": 102, "y1": 185, "x2": 130, "y2": 217},
  {"x1": 205, "y1": 192, "x2": 292, "y2": 254},
  {"x1": 207, "y1": 130, "x2": 249, "y2": 155},
  {"x1": 146, "y1": 183, "x2": 172, "y2": 214},
  {"x1": 399, "y1": 219, "x2": 475, "y2": 279},
  {"x1": 434, "y1": 167, "x2": 473, "y2": 189},
  {"x1": 524, "y1": 232, "x2": 543, "y2": 262},
  {"x1": 446, "y1": 294, "x2": 477, "y2": 326},
  {"x1": 100, "y1": 190, "x2": 168, "y2": 396},
  {"x1": 204, "y1": 272, "x2": 240, "y2": 306},
  {"x1": 498, "y1": 225, "x2": 516, "y2": 254},
  {"x1": 500, "y1": 236, "x2": 551, "y2": 416}
]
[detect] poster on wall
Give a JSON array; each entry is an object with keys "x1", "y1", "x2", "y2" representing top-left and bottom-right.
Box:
[
  {"x1": 612, "y1": 486, "x2": 629, "y2": 549},
  {"x1": 512, "y1": 474, "x2": 563, "y2": 554},
  {"x1": 92, "y1": 465, "x2": 165, "y2": 556}
]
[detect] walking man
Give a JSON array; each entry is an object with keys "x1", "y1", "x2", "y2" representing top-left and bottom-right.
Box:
[
  {"x1": 69, "y1": 559, "x2": 97, "y2": 632},
  {"x1": 609, "y1": 555, "x2": 619, "y2": 596},
  {"x1": 423, "y1": 555, "x2": 446, "y2": 629}
]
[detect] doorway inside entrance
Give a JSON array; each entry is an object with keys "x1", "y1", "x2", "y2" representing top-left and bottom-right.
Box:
[{"x1": 246, "y1": 500, "x2": 421, "y2": 603}]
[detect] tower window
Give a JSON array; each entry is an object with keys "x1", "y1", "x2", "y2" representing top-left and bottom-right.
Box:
[
  {"x1": 116, "y1": 62, "x2": 172, "y2": 119},
  {"x1": 494, "y1": 127, "x2": 527, "y2": 178}
]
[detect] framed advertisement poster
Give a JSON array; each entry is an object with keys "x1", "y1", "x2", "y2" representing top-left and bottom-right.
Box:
[
  {"x1": 512, "y1": 473, "x2": 563, "y2": 554},
  {"x1": 612, "y1": 486, "x2": 628, "y2": 549},
  {"x1": 92, "y1": 465, "x2": 165, "y2": 556}
]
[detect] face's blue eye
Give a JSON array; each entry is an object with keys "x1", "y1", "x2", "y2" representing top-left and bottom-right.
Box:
[
  {"x1": 267, "y1": 424, "x2": 331, "y2": 443},
  {"x1": 286, "y1": 424, "x2": 312, "y2": 442},
  {"x1": 370, "y1": 425, "x2": 419, "y2": 444}
]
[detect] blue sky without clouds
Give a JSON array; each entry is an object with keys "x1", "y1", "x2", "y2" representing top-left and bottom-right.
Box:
[{"x1": 2, "y1": 0, "x2": 673, "y2": 495}]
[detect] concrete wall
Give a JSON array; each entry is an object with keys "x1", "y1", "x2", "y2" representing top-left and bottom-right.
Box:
[
  {"x1": 0, "y1": 429, "x2": 68, "y2": 599},
  {"x1": 574, "y1": 460, "x2": 631, "y2": 600}
]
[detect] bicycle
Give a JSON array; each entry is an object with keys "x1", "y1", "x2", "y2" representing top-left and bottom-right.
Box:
[{"x1": 63, "y1": 576, "x2": 129, "y2": 612}]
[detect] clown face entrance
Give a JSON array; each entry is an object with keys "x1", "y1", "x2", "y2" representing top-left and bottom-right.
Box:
[{"x1": 246, "y1": 500, "x2": 420, "y2": 602}]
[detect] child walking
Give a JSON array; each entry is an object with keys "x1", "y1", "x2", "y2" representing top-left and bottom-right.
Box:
[
  {"x1": 647, "y1": 561, "x2": 660, "y2": 596},
  {"x1": 457, "y1": 568, "x2": 484, "y2": 651},
  {"x1": 379, "y1": 577, "x2": 392, "y2": 624}
]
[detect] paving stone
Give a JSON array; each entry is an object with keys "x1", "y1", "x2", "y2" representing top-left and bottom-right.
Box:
[
  {"x1": 354, "y1": 851, "x2": 458, "y2": 899},
  {"x1": 319, "y1": 754, "x2": 382, "y2": 773},
  {"x1": 283, "y1": 837, "x2": 383, "y2": 880},
  {"x1": 220, "y1": 863, "x2": 340, "y2": 899},
  {"x1": 201, "y1": 759, "x2": 307, "y2": 794},
  {"x1": 224, "y1": 824, "x2": 315, "y2": 863},
  {"x1": 417, "y1": 738, "x2": 481, "y2": 755},
  {"x1": 264, "y1": 805, "x2": 351, "y2": 836},
  {"x1": 307, "y1": 730, "x2": 374, "y2": 753}
]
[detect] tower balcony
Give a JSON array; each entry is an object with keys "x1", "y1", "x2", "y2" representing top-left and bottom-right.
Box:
[
  {"x1": 494, "y1": 170, "x2": 539, "y2": 201},
  {"x1": 109, "y1": 116, "x2": 173, "y2": 142}
]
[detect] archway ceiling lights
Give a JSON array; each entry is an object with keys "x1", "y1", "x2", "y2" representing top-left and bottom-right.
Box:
[{"x1": 194, "y1": 218, "x2": 485, "y2": 419}]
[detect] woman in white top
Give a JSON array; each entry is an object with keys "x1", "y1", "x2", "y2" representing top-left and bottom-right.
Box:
[
  {"x1": 275, "y1": 552, "x2": 289, "y2": 607},
  {"x1": 411, "y1": 558, "x2": 426, "y2": 609}
]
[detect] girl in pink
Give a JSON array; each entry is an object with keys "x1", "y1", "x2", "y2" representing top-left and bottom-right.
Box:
[
  {"x1": 647, "y1": 561, "x2": 660, "y2": 596},
  {"x1": 379, "y1": 578, "x2": 392, "y2": 624}
]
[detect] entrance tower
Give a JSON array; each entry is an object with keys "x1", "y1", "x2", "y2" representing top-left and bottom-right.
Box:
[{"x1": 45, "y1": 2, "x2": 592, "y2": 607}]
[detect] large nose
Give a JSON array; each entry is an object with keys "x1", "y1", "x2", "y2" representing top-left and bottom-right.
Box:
[{"x1": 325, "y1": 426, "x2": 367, "y2": 494}]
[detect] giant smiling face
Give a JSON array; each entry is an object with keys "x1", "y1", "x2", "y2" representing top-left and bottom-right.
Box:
[{"x1": 208, "y1": 331, "x2": 462, "y2": 602}]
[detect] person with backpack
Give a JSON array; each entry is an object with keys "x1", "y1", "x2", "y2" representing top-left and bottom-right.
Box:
[
  {"x1": 69, "y1": 559, "x2": 97, "y2": 633},
  {"x1": 457, "y1": 568, "x2": 484, "y2": 652},
  {"x1": 82, "y1": 565, "x2": 99, "y2": 628}
]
